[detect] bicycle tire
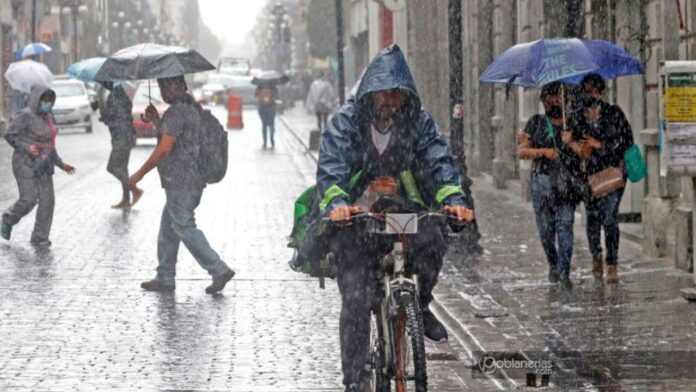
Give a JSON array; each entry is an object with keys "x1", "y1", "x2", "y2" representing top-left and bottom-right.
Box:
[
  {"x1": 401, "y1": 292, "x2": 428, "y2": 391},
  {"x1": 368, "y1": 311, "x2": 390, "y2": 392}
]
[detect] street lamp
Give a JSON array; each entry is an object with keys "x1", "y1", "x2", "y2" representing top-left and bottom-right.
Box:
[{"x1": 61, "y1": 2, "x2": 88, "y2": 63}]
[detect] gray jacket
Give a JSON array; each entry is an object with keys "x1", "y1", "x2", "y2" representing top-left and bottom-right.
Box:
[
  {"x1": 100, "y1": 87, "x2": 135, "y2": 147},
  {"x1": 5, "y1": 85, "x2": 63, "y2": 178}
]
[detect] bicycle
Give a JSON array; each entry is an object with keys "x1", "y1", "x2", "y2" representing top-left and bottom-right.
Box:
[{"x1": 327, "y1": 204, "x2": 462, "y2": 392}]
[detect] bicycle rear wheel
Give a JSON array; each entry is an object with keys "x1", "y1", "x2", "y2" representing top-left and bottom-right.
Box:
[{"x1": 394, "y1": 292, "x2": 427, "y2": 392}]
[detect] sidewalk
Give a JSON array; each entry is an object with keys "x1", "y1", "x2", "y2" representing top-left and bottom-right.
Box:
[{"x1": 280, "y1": 106, "x2": 696, "y2": 390}]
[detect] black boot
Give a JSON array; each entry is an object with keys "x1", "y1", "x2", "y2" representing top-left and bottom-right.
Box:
[{"x1": 422, "y1": 309, "x2": 448, "y2": 343}]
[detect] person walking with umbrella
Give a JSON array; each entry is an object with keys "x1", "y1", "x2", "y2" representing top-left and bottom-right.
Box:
[
  {"x1": 100, "y1": 83, "x2": 143, "y2": 209},
  {"x1": 256, "y1": 83, "x2": 278, "y2": 149},
  {"x1": 128, "y1": 76, "x2": 235, "y2": 294},
  {"x1": 252, "y1": 71, "x2": 289, "y2": 149},
  {"x1": 94, "y1": 43, "x2": 234, "y2": 294},
  {"x1": 1, "y1": 84, "x2": 76, "y2": 245}
]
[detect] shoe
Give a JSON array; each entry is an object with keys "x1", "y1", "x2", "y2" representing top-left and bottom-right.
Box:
[
  {"x1": 548, "y1": 266, "x2": 560, "y2": 283},
  {"x1": 559, "y1": 275, "x2": 573, "y2": 290},
  {"x1": 111, "y1": 199, "x2": 131, "y2": 209},
  {"x1": 205, "y1": 269, "x2": 236, "y2": 294},
  {"x1": 606, "y1": 265, "x2": 619, "y2": 284},
  {"x1": 130, "y1": 188, "x2": 144, "y2": 207},
  {"x1": 141, "y1": 279, "x2": 176, "y2": 292},
  {"x1": 592, "y1": 255, "x2": 604, "y2": 280},
  {"x1": 467, "y1": 243, "x2": 484, "y2": 257},
  {"x1": 271, "y1": 138, "x2": 275, "y2": 148},
  {"x1": 1, "y1": 223, "x2": 11, "y2": 240},
  {"x1": 30, "y1": 239, "x2": 51, "y2": 247},
  {"x1": 262, "y1": 143, "x2": 267, "y2": 150},
  {"x1": 345, "y1": 383, "x2": 363, "y2": 392},
  {"x1": 422, "y1": 309, "x2": 448, "y2": 343}
]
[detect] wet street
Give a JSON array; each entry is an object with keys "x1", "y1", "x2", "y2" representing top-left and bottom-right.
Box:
[
  {"x1": 1, "y1": 105, "x2": 695, "y2": 391},
  {"x1": 0, "y1": 107, "x2": 483, "y2": 391}
]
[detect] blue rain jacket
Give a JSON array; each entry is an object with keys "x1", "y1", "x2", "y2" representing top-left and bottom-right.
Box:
[{"x1": 315, "y1": 44, "x2": 467, "y2": 214}]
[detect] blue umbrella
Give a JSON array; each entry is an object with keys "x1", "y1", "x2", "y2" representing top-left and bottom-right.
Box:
[
  {"x1": 67, "y1": 57, "x2": 124, "y2": 88},
  {"x1": 16, "y1": 42, "x2": 52, "y2": 59},
  {"x1": 66, "y1": 57, "x2": 107, "y2": 83},
  {"x1": 561, "y1": 40, "x2": 644, "y2": 83},
  {"x1": 480, "y1": 38, "x2": 599, "y2": 88}
]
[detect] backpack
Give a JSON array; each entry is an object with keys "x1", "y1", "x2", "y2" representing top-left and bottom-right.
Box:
[{"x1": 196, "y1": 106, "x2": 228, "y2": 184}]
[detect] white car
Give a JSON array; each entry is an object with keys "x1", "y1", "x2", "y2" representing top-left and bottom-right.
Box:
[{"x1": 51, "y1": 79, "x2": 93, "y2": 133}]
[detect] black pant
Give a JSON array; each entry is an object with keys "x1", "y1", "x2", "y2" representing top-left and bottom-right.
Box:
[
  {"x1": 316, "y1": 111, "x2": 328, "y2": 132},
  {"x1": 328, "y1": 218, "x2": 446, "y2": 387}
]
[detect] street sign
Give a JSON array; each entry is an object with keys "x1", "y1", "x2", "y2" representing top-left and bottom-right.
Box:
[{"x1": 660, "y1": 61, "x2": 696, "y2": 175}]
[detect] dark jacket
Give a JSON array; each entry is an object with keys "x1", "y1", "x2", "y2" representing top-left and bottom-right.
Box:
[
  {"x1": 5, "y1": 85, "x2": 63, "y2": 178},
  {"x1": 100, "y1": 87, "x2": 135, "y2": 148},
  {"x1": 314, "y1": 44, "x2": 467, "y2": 216},
  {"x1": 571, "y1": 101, "x2": 634, "y2": 176}
]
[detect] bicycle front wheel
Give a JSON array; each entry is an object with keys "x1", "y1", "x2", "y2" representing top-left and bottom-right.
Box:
[
  {"x1": 367, "y1": 311, "x2": 390, "y2": 392},
  {"x1": 394, "y1": 292, "x2": 427, "y2": 392}
]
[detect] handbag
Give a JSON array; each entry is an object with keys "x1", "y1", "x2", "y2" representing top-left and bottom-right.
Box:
[
  {"x1": 624, "y1": 144, "x2": 647, "y2": 183},
  {"x1": 588, "y1": 167, "x2": 625, "y2": 198}
]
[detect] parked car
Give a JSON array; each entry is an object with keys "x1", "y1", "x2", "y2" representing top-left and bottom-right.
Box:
[
  {"x1": 226, "y1": 74, "x2": 257, "y2": 106},
  {"x1": 131, "y1": 81, "x2": 169, "y2": 139},
  {"x1": 199, "y1": 73, "x2": 256, "y2": 106},
  {"x1": 200, "y1": 73, "x2": 231, "y2": 106},
  {"x1": 51, "y1": 79, "x2": 94, "y2": 133}
]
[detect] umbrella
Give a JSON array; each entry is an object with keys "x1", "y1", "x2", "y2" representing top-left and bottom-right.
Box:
[
  {"x1": 93, "y1": 43, "x2": 215, "y2": 82},
  {"x1": 251, "y1": 70, "x2": 290, "y2": 87},
  {"x1": 66, "y1": 57, "x2": 107, "y2": 83},
  {"x1": 480, "y1": 38, "x2": 599, "y2": 88},
  {"x1": 3, "y1": 59, "x2": 54, "y2": 93},
  {"x1": 17, "y1": 42, "x2": 52, "y2": 59},
  {"x1": 561, "y1": 40, "x2": 644, "y2": 83}
]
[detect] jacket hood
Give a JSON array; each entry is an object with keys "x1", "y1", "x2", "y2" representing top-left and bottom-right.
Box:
[
  {"x1": 27, "y1": 84, "x2": 55, "y2": 113},
  {"x1": 355, "y1": 44, "x2": 421, "y2": 118}
]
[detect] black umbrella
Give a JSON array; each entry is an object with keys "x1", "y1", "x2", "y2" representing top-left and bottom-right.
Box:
[
  {"x1": 94, "y1": 43, "x2": 215, "y2": 82},
  {"x1": 251, "y1": 70, "x2": 290, "y2": 87}
]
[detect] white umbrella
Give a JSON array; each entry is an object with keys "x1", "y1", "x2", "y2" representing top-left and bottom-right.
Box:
[
  {"x1": 17, "y1": 42, "x2": 52, "y2": 58},
  {"x1": 3, "y1": 59, "x2": 54, "y2": 94}
]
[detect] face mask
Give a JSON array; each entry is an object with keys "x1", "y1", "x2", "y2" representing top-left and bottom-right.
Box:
[
  {"x1": 40, "y1": 102, "x2": 53, "y2": 113},
  {"x1": 545, "y1": 105, "x2": 563, "y2": 119}
]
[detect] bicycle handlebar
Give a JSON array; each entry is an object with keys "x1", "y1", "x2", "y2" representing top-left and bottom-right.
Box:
[{"x1": 322, "y1": 210, "x2": 471, "y2": 226}]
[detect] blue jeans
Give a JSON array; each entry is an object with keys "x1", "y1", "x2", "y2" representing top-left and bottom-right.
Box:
[
  {"x1": 531, "y1": 173, "x2": 576, "y2": 276},
  {"x1": 258, "y1": 105, "x2": 276, "y2": 146},
  {"x1": 155, "y1": 189, "x2": 231, "y2": 283},
  {"x1": 585, "y1": 188, "x2": 624, "y2": 265}
]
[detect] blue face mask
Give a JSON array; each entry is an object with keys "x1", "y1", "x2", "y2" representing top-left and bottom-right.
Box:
[{"x1": 40, "y1": 102, "x2": 53, "y2": 113}]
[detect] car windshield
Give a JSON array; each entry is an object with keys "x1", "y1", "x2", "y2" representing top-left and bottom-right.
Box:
[
  {"x1": 133, "y1": 84, "x2": 163, "y2": 104},
  {"x1": 53, "y1": 83, "x2": 86, "y2": 97}
]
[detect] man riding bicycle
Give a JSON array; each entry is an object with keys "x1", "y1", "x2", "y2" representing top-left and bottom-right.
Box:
[{"x1": 298, "y1": 44, "x2": 474, "y2": 391}]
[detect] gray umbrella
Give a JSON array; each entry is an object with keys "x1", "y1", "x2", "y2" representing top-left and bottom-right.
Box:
[{"x1": 94, "y1": 43, "x2": 215, "y2": 82}]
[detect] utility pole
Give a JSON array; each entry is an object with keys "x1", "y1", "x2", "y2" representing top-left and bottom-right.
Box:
[
  {"x1": 72, "y1": 5, "x2": 78, "y2": 62},
  {"x1": 31, "y1": 0, "x2": 37, "y2": 42},
  {"x1": 448, "y1": 0, "x2": 463, "y2": 158},
  {"x1": 335, "y1": 0, "x2": 345, "y2": 104}
]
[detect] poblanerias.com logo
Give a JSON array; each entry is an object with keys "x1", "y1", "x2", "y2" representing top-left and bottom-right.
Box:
[{"x1": 476, "y1": 355, "x2": 553, "y2": 378}]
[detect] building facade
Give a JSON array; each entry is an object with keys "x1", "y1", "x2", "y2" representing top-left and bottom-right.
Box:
[{"x1": 326, "y1": 0, "x2": 696, "y2": 271}]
